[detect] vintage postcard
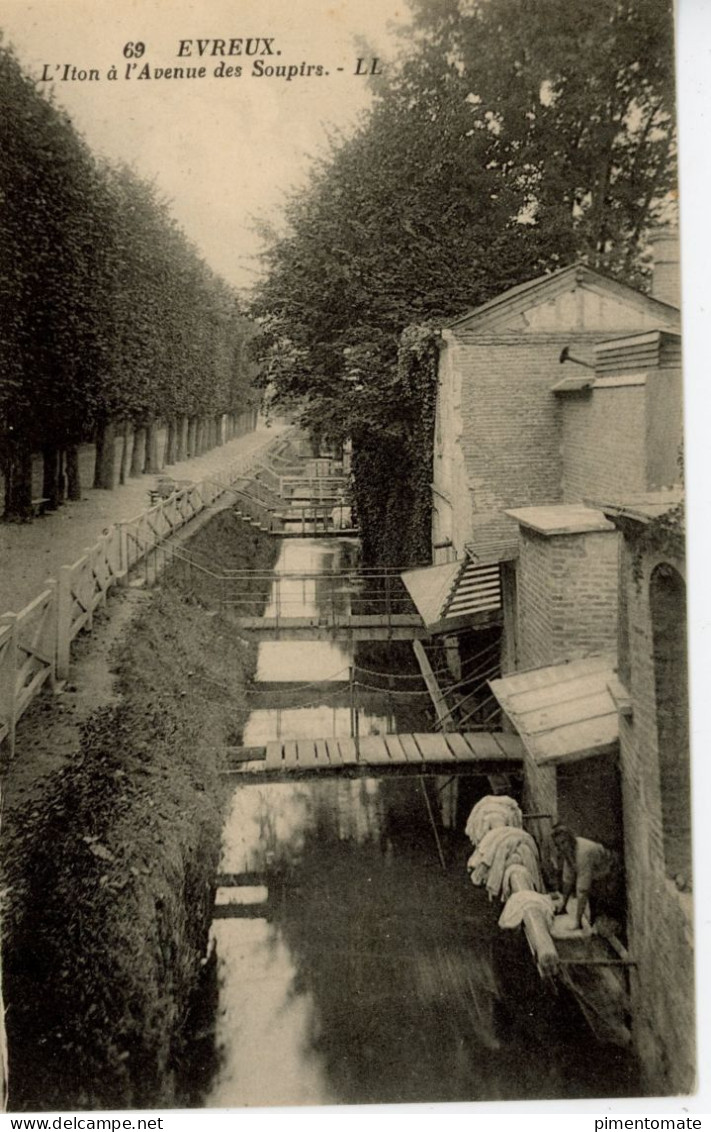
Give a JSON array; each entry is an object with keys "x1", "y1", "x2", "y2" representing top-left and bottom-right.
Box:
[{"x1": 0, "y1": 0, "x2": 704, "y2": 1119}]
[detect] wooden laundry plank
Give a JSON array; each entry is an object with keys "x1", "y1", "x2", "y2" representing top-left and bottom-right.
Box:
[
  {"x1": 282, "y1": 740, "x2": 299, "y2": 768},
  {"x1": 413, "y1": 733, "x2": 456, "y2": 762},
  {"x1": 357, "y1": 736, "x2": 392, "y2": 765},
  {"x1": 315, "y1": 738, "x2": 331, "y2": 764},
  {"x1": 490, "y1": 733, "x2": 525, "y2": 760},
  {"x1": 337, "y1": 737, "x2": 360, "y2": 765},
  {"x1": 325, "y1": 738, "x2": 343, "y2": 766},
  {"x1": 443, "y1": 733, "x2": 473, "y2": 761},
  {"x1": 384, "y1": 734, "x2": 409, "y2": 763},
  {"x1": 265, "y1": 742, "x2": 285, "y2": 769},
  {"x1": 213, "y1": 903, "x2": 270, "y2": 920},
  {"x1": 461, "y1": 732, "x2": 503, "y2": 759},
  {"x1": 216, "y1": 872, "x2": 269, "y2": 887},
  {"x1": 295, "y1": 740, "x2": 318, "y2": 768},
  {"x1": 398, "y1": 733, "x2": 424, "y2": 762}
]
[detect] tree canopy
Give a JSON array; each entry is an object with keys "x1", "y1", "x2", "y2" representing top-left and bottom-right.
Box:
[
  {"x1": 0, "y1": 41, "x2": 257, "y2": 518},
  {"x1": 251, "y1": 0, "x2": 677, "y2": 564}
]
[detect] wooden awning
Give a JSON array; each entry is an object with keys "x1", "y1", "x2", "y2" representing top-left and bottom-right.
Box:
[
  {"x1": 489, "y1": 655, "x2": 619, "y2": 766},
  {"x1": 401, "y1": 555, "x2": 505, "y2": 634}
]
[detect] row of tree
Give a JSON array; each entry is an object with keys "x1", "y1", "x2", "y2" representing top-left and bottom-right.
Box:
[
  {"x1": 0, "y1": 42, "x2": 257, "y2": 520},
  {"x1": 251, "y1": 0, "x2": 677, "y2": 565}
]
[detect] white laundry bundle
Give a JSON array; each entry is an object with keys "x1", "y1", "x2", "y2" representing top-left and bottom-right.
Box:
[
  {"x1": 498, "y1": 890, "x2": 556, "y2": 931},
  {"x1": 501, "y1": 862, "x2": 543, "y2": 901},
  {"x1": 465, "y1": 795, "x2": 522, "y2": 846},
  {"x1": 467, "y1": 826, "x2": 543, "y2": 900}
]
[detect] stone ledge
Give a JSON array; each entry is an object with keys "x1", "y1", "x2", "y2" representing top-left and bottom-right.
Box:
[
  {"x1": 506, "y1": 503, "x2": 616, "y2": 537},
  {"x1": 607, "y1": 673, "x2": 633, "y2": 719}
]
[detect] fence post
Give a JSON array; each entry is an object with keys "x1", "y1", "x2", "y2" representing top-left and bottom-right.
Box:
[
  {"x1": 83, "y1": 548, "x2": 95, "y2": 629},
  {"x1": 117, "y1": 523, "x2": 130, "y2": 586},
  {"x1": 57, "y1": 565, "x2": 73, "y2": 680},
  {"x1": 0, "y1": 613, "x2": 18, "y2": 760},
  {"x1": 44, "y1": 578, "x2": 58, "y2": 688}
]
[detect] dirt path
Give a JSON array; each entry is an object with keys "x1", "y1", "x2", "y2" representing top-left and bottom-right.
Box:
[
  {"x1": 2, "y1": 587, "x2": 150, "y2": 815},
  {"x1": 0, "y1": 424, "x2": 287, "y2": 616}
]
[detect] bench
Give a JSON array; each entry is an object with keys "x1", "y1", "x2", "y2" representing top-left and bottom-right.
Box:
[{"x1": 31, "y1": 497, "x2": 50, "y2": 517}]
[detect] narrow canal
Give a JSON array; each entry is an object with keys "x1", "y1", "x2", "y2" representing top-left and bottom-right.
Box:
[{"x1": 194, "y1": 537, "x2": 638, "y2": 1107}]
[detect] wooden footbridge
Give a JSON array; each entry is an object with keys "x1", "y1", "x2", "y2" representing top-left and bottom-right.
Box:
[
  {"x1": 223, "y1": 568, "x2": 427, "y2": 640},
  {"x1": 210, "y1": 457, "x2": 359, "y2": 538},
  {"x1": 224, "y1": 731, "x2": 524, "y2": 783}
]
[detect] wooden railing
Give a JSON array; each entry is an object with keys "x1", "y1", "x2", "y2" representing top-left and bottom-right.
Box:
[{"x1": 0, "y1": 431, "x2": 286, "y2": 760}]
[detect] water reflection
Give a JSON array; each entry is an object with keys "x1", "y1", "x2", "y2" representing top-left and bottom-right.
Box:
[
  {"x1": 198, "y1": 537, "x2": 638, "y2": 1107},
  {"x1": 205, "y1": 777, "x2": 504, "y2": 1107},
  {"x1": 255, "y1": 640, "x2": 352, "y2": 683}
]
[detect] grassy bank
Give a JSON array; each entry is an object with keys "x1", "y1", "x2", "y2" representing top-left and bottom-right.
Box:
[{"x1": 2, "y1": 512, "x2": 278, "y2": 1110}]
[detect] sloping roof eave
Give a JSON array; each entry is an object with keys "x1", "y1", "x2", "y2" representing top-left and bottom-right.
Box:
[
  {"x1": 489, "y1": 654, "x2": 619, "y2": 766},
  {"x1": 444, "y1": 263, "x2": 680, "y2": 334}
]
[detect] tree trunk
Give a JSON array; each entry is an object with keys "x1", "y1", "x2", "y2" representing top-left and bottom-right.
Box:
[
  {"x1": 187, "y1": 417, "x2": 197, "y2": 458},
  {"x1": 130, "y1": 426, "x2": 146, "y2": 477},
  {"x1": 165, "y1": 419, "x2": 177, "y2": 466},
  {"x1": 144, "y1": 421, "x2": 159, "y2": 474},
  {"x1": 42, "y1": 445, "x2": 60, "y2": 510},
  {"x1": 177, "y1": 415, "x2": 189, "y2": 462},
  {"x1": 66, "y1": 445, "x2": 81, "y2": 501},
  {"x1": 118, "y1": 422, "x2": 130, "y2": 486},
  {"x1": 3, "y1": 439, "x2": 34, "y2": 520},
  {"x1": 94, "y1": 420, "x2": 117, "y2": 490},
  {"x1": 56, "y1": 450, "x2": 67, "y2": 505},
  {"x1": 216, "y1": 414, "x2": 224, "y2": 446}
]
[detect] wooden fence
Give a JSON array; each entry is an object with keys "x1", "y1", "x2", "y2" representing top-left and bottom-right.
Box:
[{"x1": 0, "y1": 433, "x2": 286, "y2": 760}]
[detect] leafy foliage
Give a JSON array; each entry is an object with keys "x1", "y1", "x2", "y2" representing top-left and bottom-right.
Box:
[
  {"x1": 251, "y1": 0, "x2": 677, "y2": 565},
  {"x1": 0, "y1": 42, "x2": 257, "y2": 518}
]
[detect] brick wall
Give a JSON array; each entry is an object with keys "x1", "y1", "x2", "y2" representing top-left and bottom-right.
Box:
[
  {"x1": 516, "y1": 527, "x2": 619, "y2": 670},
  {"x1": 458, "y1": 340, "x2": 565, "y2": 545},
  {"x1": 561, "y1": 385, "x2": 647, "y2": 503},
  {"x1": 616, "y1": 536, "x2": 694, "y2": 1094}
]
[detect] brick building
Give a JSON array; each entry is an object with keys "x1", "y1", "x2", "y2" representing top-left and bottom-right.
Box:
[
  {"x1": 431, "y1": 257, "x2": 680, "y2": 562},
  {"x1": 597, "y1": 496, "x2": 693, "y2": 1095},
  {"x1": 404, "y1": 245, "x2": 681, "y2": 678},
  {"x1": 403, "y1": 236, "x2": 692, "y2": 1088}
]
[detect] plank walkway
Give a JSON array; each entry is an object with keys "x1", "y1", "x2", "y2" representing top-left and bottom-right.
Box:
[
  {"x1": 231, "y1": 614, "x2": 426, "y2": 640},
  {"x1": 225, "y1": 731, "x2": 523, "y2": 781}
]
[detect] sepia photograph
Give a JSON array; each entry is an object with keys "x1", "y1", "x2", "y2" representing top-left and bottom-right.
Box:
[{"x1": 0, "y1": 0, "x2": 702, "y2": 1116}]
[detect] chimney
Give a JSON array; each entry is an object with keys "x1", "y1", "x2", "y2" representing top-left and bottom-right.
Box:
[{"x1": 649, "y1": 226, "x2": 681, "y2": 308}]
